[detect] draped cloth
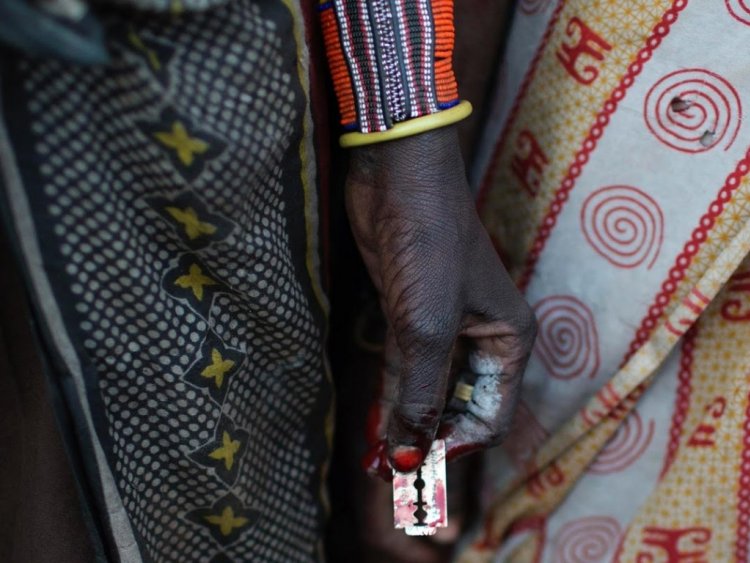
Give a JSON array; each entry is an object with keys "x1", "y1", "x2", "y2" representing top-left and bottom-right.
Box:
[
  {"x1": 7, "y1": 0, "x2": 750, "y2": 561},
  {"x1": 460, "y1": 0, "x2": 750, "y2": 561},
  {"x1": 0, "y1": 1, "x2": 332, "y2": 560}
]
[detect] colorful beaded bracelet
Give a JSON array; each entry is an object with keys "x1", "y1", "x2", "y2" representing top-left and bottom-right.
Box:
[
  {"x1": 320, "y1": 0, "x2": 463, "y2": 145},
  {"x1": 339, "y1": 100, "x2": 471, "y2": 147}
]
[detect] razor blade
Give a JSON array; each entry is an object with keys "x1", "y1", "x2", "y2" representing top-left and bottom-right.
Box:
[{"x1": 392, "y1": 439, "x2": 448, "y2": 536}]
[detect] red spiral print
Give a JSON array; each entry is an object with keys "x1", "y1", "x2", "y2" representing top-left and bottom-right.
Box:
[
  {"x1": 644, "y1": 68, "x2": 741, "y2": 153},
  {"x1": 534, "y1": 296, "x2": 600, "y2": 380},
  {"x1": 554, "y1": 516, "x2": 622, "y2": 563},
  {"x1": 726, "y1": 0, "x2": 750, "y2": 24},
  {"x1": 581, "y1": 185, "x2": 664, "y2": 269},
  {"x1": 588, "y1": 411, "x2": 655, "y2": 474},
  {"x1": 519, "y1": 0, "x2": 551, "y2": 15}
]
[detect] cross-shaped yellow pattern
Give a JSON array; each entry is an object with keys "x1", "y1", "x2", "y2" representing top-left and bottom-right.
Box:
[
  {"x1": 204, "y1": 506, "x2": 249, "y2": 536},
  {"x1": 174, "y1": 263, "x2": 217, "y2": 301},
  {"x1": 154, "y1": 122, "x2": 209, "y2": 166},
  {"x1": 209, "y1": 431, "x2": 242, "y2": 470},
  {"x1": 166, "y1": 206, "x2": 217, "y2": 240},
  {"x1": 200, "y1": 349, "x2": 235, "y2": 388}
]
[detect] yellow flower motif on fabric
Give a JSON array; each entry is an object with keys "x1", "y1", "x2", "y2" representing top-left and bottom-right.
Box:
[
  {"x1": 204, "y1": 506, "x2": 249, "y2": 537},
  {"x1": 165, "y1": 206, "x2": 217, "y2": 240},
  {"x1": 154, "y1": 121, "x2": 209, "y2": 166},
  {"x1": 208, "y1": 431, "x2": 242, "y2": 470},
  {"x1": 174, "y1": 263, "x2": 217, "y2": 300},
  {"x1": 201, "y1": 349, "x2": 235, "y2": 389}
]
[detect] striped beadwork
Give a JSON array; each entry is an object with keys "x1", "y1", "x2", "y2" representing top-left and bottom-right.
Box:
[{"x1": 319, "y1": 0, "x2": 459, "y2": 133}]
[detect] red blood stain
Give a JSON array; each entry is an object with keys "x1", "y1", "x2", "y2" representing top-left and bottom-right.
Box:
[
  {"x1": 446, "y1": 442, "x2": 481, "y2": 462},
  {"x1": 392, "y1": 475, "x2": 409, "y2": 490},
  {"x1": 392, "y1": 447, "x2": 423, "y2": 473},
  {"x1": 361, "y1": 440, "x2": 392, "y2": 481},
  {"x1": 433, "y1": 479, "x2": 447, "y2": 526}
]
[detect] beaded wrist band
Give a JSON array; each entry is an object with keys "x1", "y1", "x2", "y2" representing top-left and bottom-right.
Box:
[
  {"x1": 340, "y1": 100, "x2": 471, "y2": 147},
  {"x1": 319, "y1": 0, "x2": 465, "y2": 145}
]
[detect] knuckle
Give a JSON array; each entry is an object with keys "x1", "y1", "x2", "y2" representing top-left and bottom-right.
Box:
[
  {"x1": 400, "y1": 313, "x2": 454, "y2": 351},
  {"x1": 394, "y1": 403, "x2": 441, "y2": 434}
]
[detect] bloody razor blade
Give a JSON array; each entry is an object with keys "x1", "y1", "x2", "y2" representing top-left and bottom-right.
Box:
[{"x1": 392, "y1": 439, "x2": 448, "y2": 536}]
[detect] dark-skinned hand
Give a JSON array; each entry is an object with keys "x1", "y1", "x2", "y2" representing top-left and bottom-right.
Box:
[{"x1": 346, "y1": 125, "x2": 537, "y2": 477}]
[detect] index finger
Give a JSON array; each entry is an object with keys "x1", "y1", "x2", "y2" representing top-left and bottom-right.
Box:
[{"x1": 387, "y1": 326, "x2": 455, "y2": 473}]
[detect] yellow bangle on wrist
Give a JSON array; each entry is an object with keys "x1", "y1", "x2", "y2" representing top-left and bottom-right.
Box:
[{"x1": 339, "y1": 100, "x2": 473, "y2": 148}]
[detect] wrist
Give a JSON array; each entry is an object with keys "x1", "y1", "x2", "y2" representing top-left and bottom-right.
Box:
[
  {"x1": 348, "y1": 125, "x2": 466, "y2": 190},
  {"x1": 345, "y1": 125, "x2": 475, "y2": 246}
]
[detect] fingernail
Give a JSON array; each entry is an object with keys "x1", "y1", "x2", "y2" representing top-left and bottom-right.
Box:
[{"x1": 391, "y1": 446, "x2": 423, "y2": 473}]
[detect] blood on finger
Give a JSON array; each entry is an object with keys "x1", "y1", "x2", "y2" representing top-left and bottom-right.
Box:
[
  {"x1": 362, "y1": 440, "x2": 393, "y2": 481},
  {"x1": 445, "y1": 442, "x2": 482, "y2": 462},
  {"x1": 391, "y1": 446, "x2": 424, "y2": 473},
  {"x1": 438, "y1": 421, "x2": 482, "y2": 462}
]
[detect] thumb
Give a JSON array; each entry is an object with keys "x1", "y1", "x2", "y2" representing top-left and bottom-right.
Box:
[{"x1": 387, "y1": 322, "x2": 455, "y2": 473}]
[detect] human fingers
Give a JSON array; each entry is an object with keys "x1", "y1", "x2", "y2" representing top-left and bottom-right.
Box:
[
  {"x1": 441, "y1": 242, "x2": 536, "y2": 460},
  {"x1": 386, "y1": 307, "x2": 459, "y2": 473}
]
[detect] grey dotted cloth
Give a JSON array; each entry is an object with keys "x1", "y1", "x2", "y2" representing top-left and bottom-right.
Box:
[{"x1": 0, "y1": 1, "x2": 331, "y2": 561}]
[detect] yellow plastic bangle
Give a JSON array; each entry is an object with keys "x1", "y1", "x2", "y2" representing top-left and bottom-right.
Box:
[{"x1": 339, "y1": 100, "x2": 472, "y2": 148}]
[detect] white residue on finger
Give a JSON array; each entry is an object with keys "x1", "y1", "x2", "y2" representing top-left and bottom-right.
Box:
[
  {"x1": 469, "y1": 351, "x2": 504, "y2": 376},
  {"x1": 466, "y1": 373, "x2": 502, "y2": 418}
]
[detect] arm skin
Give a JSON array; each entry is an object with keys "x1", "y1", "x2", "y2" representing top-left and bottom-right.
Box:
[{"x1": 346, "y1": 124, "x2": 537, "y2": 474}]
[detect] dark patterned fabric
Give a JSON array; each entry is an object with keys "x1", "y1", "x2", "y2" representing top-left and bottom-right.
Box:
[{"x1": 0, "y1": 0, "x2": 331, "y2": 561}]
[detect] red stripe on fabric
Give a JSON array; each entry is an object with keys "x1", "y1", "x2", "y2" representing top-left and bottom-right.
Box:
[
  {"x1": 659, "y1": 326, "x2": 696, "y2": 480},
  {"x1": 517, "y1": 0, "x2": 688, "y2": 291},
  {"x1": 665, "y1": 320, "x2": 682, "y2": 337},
  {"x1": 508, "y1": 515, "x2": 546, "y2": 534},
  {"x1": 693, "y1": 288, "x2": 710, "y2": 304},
  {"x1": 504, "y1": 515, "x2": 547, "y2": 562},
  {"x1": 624, "y1": 150, "x2": 750, "y2": 363},
  {"x1": 476, "y1": 0, "x2": 567, "y2": 211},
  {"x1": 735, "y1": 376, "x2": 750, "y2": 561},
  {"x1": 683, "y1": 294, "x2": 704, "y2": 315},
  {"x1": 612, "y1": 529, "x2": 627, "y2": 563}
]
